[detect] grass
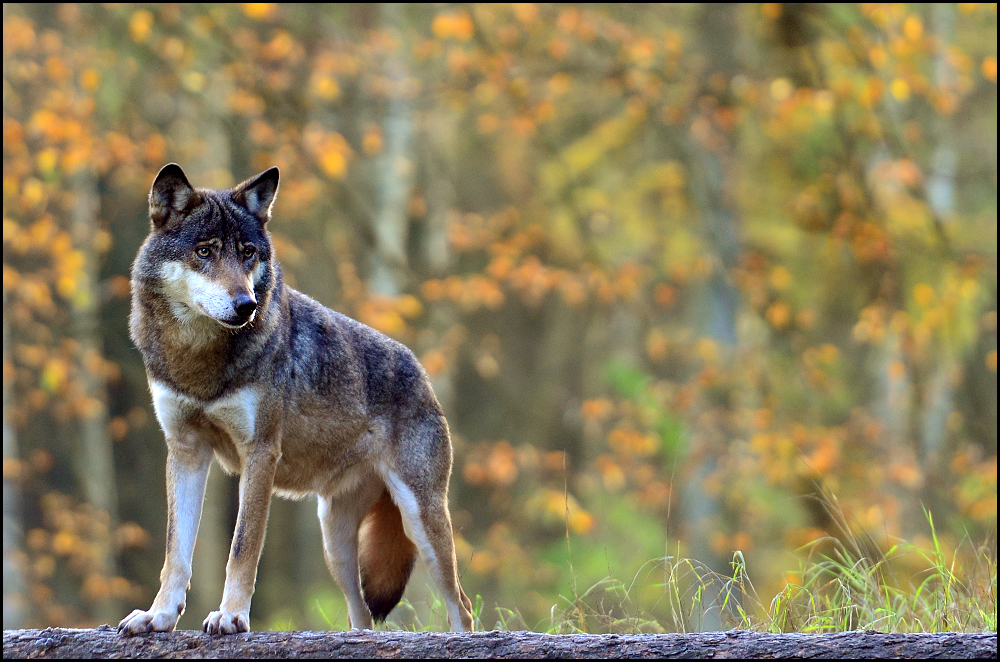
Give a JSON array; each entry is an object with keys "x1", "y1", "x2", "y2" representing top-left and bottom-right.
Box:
[
  {"x1": 761, "y1": 517, "x2": 996, "y2": 634},
  {"x1": 540, "y1": 509, "x2": 995, "y2": 635},
  {"x1": 384, "y1": 515, "x2": 995, "y2": 634},
  {"x1": 535, "y1": 504, "x2": 995, "y2": 635},
  {"x1": 281, "y1": 508, "x2": 995, "y2": 635}
]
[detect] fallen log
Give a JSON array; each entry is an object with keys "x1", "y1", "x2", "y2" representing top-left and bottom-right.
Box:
[{"x1": 3, "y1": 626, "x2": 995, "y2": 659}]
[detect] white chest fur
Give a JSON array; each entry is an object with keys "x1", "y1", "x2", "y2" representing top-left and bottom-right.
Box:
[{"x1": 150, "y1": 380, "x2": 259, "y2": 446}]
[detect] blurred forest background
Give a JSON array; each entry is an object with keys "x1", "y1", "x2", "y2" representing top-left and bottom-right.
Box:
[{"x1": 2, "y1": 3, "x2": 996, "y2": 633}]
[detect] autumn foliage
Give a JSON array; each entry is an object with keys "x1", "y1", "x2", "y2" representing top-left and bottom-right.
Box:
[{"x1": 2, "y1": 4, "x2": 996, "y2": 631}]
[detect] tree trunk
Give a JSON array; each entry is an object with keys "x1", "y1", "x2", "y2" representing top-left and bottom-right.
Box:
[
  {"x1": 68, "y1": 171, "x2": 119, "y2": 625},
  {"x1": 680, "y1": 5, "x2": 745, "y2": 625},
  {"x1": 370, "y1": 3, "x2": 416, "y2": 297},
  {"x1": 2, "y1": 291, "x2": 26, "y2": 629},
  {"x1": 3, "y1": 627, "x2": 994, "y2": 659},
  {"x1": 692, "y1": 3, "x2": 742, "y2": 348}
]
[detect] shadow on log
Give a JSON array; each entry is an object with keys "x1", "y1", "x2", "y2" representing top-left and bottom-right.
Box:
[{"x1": 3, "y1": 626, "x2": 995, "y2": 659}]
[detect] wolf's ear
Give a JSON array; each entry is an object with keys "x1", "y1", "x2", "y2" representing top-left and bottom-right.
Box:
[
  {"x1": 233, "y1": 167, "x2": 279, "y2": 223},
  {"x1": 149, "y1": 164, "x2": 200, "y2": 230}
]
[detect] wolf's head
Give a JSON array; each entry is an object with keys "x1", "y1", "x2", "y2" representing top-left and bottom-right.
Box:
[{"x1": 134, "y1": 164, "x2": 280, "y2": 330}]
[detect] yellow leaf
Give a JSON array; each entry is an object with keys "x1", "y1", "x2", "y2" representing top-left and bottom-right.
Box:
[
  {"x1": 770, "y1": 78, "x2": 793, "y2": 102},
  {"x1": 891, "y1": 78, "x2": 911, "y2": 102},
  {"x1": 36, "y1": 149, "x2": 58, "y2": 174},
  {"x1": 41, "y1": 358, "x2": 68, "y2": 394},
  {"x1": 513, "y1": 4, "x2": 538, "y2": 24},
  {"x1": 766, "y1": 301, "x2": 792, "y2": 329},
  {"x1": 311, "y1": 75, "x2": 340, "y2": 100},
  {"x1": 913, "y1": 283, "x2": 935, "y2": 308},
  {"x1": 569, "y1": 510, "x2": 594, "y2": 534},
  {"x1": 761, "y1": 3, "x2": 782, "y2": 20},
  {"x1": 242, "y1": 3, "x2": 277, "y2": 20},
  {"x1": 769, "y1": 266, "x2": 792, "y2": 291},
  {"x1": 181, "y1": 71, "x2": 204, "y2": 93},
  {"x1": 319, "y1": 149, "x2": 346, "y2": 179},
  {"x1": 432, "y1": 12, "x2": 474, "y2": 41},
  {"x1": 57, "y1": 275, "x2": 77, "y2": 299},
  {"x1": 983, "y1": 56, "x2": 997, "y2": 83},
  {"x1": 695, "y1": 337, "x2": 719, "y2": 363},
  {"x1": 128, "y1": 10, "x2": 153, "y2": 44},
  {"x1": 22, "y1": 179, "x2": 45, "y2": 208},
  {"x1": 395, "y1": 294, "x2": 423, "y2": 319},
  {"x1": 903, "y1": 16, "x2": 922, "y2": 42},
  {"x1": 80, "y1": 68, "x2": 101, "y2": 92}
]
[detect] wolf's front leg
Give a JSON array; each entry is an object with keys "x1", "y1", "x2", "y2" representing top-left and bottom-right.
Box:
[
  {"x1": 203, "y1": 442, "x2": 279, "y2": 635},
  {"x1": 119, "y1": 443, "x2": 212, "y2": 635}
]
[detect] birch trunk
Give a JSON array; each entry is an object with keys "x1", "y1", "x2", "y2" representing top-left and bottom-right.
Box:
[
  {"x1": 370, "y1": 3, "x2": 415, "y2": 297},
  {"x1": 68, "y1": 172, "x2": 119, "y2": 625},
  {"x1": 3, "y1": 290, "x2": 26, "y2": 629}
]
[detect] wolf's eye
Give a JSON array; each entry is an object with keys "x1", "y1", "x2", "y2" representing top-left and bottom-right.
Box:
[
  {"x1": 243, "y1": 246, "x2": 256, "y2": 260},
  {"x1": 196, "y1": 246, "x2": 211, "y2": 258}
]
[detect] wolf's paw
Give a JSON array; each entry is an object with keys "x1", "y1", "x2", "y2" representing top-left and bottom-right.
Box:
[
  {"x1": 117, "y1": 608, "x2": 180, "y2": 636},
  {"x1": 203, "y1": 610, "x2": 250, "y2": 635}
]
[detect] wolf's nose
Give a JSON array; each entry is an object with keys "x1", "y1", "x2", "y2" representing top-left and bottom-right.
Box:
[{"x1": 234, "y1": 294, "x2": 257, "y2": 320}]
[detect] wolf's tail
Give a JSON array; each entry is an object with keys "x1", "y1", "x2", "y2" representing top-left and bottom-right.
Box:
[{"x1": 358, "y1": 488, "x2": 417, "y2": 622}]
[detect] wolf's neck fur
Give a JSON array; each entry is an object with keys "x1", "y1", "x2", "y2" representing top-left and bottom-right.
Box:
[{"x1": 132, "y1": 276, "x2": 283, "y2": 401}]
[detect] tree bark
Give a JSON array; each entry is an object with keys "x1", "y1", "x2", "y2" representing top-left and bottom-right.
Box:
[
  {"x1": 2, "y1": 290, "x2": 26, "y2": 629},
  {"x1": 68, "y1": 171, "x2": 119, "y2": 625},
  {"x1": 3, "y1": 627, "x2": 994, "y2": 659},
  {"x1": 370, "y1": 3, "x2": 416, "y2": 297}
]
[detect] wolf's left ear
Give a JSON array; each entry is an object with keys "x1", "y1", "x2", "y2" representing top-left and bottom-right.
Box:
[
  {"x1": 150, "y1": 163, "x2": 200, "y2": 229},
  {"x1": 233, "y1": 167, "x2": 280, "y2": 223}
]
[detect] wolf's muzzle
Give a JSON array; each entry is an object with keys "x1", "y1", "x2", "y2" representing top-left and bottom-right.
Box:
[{"x1": 233, "y1": 293, "x2": 257, "y2": 323}]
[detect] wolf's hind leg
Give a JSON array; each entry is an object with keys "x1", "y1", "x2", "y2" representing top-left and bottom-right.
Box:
[
  {"x1": 317, "y1": 483, "x2": 381, "y2": 630},
  {"x1": 383, "y1": 470, "x2": 475, "y2": 632}
]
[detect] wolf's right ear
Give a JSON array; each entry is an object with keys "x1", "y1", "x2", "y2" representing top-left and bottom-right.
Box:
[
  {"x1": 149, "y1": 164, "x2": 200, "y2": 229},
  {"x1": 232, "y1": 167, "x2": 279, "y2": 224}
]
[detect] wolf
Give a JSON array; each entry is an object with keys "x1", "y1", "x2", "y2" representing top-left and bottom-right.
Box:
[{"x1": 118, "y1": 164, "x2": 474, "y2": 635}]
